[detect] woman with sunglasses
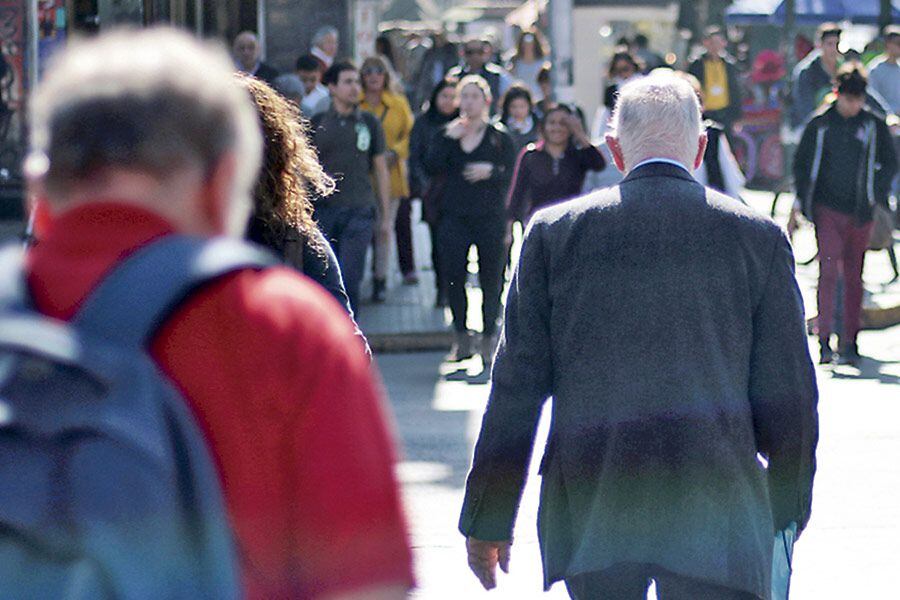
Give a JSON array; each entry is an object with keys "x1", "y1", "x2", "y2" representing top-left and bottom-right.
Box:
[
  {"x1": 359, "y1": 55, "x2": 417, "y2": 300},
  {"x1": 423, "y1": 75, "x2": 515, "y2": 367},
  {"x1": 507, "y1": 104, "x2": 606, "y2": 225},
  {"x1": 507, "y1": 29, "x2": 548, "y2": 99},
  {"x1": 591, "y1": 50, "x2": 643, "y2": 140}
]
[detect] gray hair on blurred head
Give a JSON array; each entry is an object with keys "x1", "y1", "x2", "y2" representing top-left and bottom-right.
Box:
[
  {"x1": 609, "y1": 72, "x2": 703, "y2": 172},
  {"x1": 313, "y1": 25, "x2": 338, "y2": 46},
  {"x1": 27, "y1": 27, "x2": 262, "y2": 234}
]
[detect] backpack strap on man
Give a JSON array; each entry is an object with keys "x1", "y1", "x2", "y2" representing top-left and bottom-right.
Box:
[{"x1": 75, "y1": 236, "x2": 276, "y2": 348}]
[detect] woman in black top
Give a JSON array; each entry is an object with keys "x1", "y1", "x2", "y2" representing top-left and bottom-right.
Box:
[
  {"x1": 409, "y1": 77, "x2": 459, "y2": 307},
  {"x1": 507, "y1": 104, "x2": 606, "y2": 224},
  {"x1": 423, "y1": 75, "x2": 515, "y2": 366}
]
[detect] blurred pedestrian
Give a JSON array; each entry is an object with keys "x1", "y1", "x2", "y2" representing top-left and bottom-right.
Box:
[
  {"x1": 688, "y1": 25, "x2": 743, "y2": 135},
  {"x1": 411, "y1": 30, "x2": 458, "y2": 111},
  {"x1": 409, "y1": 77, "x2": 459, "y2": 307},
  {"x1": 310, "y1": 61, "x2": 393, "y2": 312},
  {"x1": 499, "y1": 84, "x2": 540, "y2": 157},
  {"x1": 507, "y1": 104, "x2": 605, "y2": 224},
  {"x1": 461, "y1": 72, "x2": 817, "y2": 599},
  {"x1": 506, "y1": 29, "x2": 548, "y2": 99},
  {"x1": 232, "y1": 30, "x2": 279, "y2": 84},
  {"x1": 867, "y1": 25, "x2": 899, "y2": 115},
  {"x1": 674, "y1": 70, "x2": 747, "y2": 201},
  {"x1": 630, "y1": 33, "x2": 665, "y2": 72},
  {"x1": 296, "y1": 54, "x2": 330, "y2": 116},
  {"x1": 311, "y1": 25, "x2": 339, "y2": 72},
  {"x1": 793, "y1": 64, "x2": 897, "y2": 365},
  {"x1": 591, "y1": 51, "x2": 642, "y2": 141},
  {"x1": 359, "y1": 55, "x2": 417, "y2": 298},
  {"x1": 534, "y1": 64, "x2": 555, "y2": 118},
  {"x1": 790, "y1": 23, "x2": 842, "y2": 131},
  {"x1": 423, "y1": 75, "x2": 515, "y2": 365},
  {"x1": 447, "y1": 36, "x2": 513, "y2": 114},
  {"x1": 21, "y1": 28, "x2": 413, "y2": 599}
]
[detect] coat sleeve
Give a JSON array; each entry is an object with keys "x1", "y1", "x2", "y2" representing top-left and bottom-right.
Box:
[
  {"x1": 422, "y1": 127, "x2": 452, "y2": 176},
  {"x1": 459, "y1": 218, "x2": 554, "y2": 541},
  {"x1": 748, "y1": 230, "x2": 818, "y2": 535},
  {"x1": 390, "y1": 95, "x2": 415, "y2": 161},
  {"x1": 487, "y1": 128, "x2": 517, "y2": 188},
  {"x1": 506, "y1": 148, "x2": 532, "y2": 223},
  {"x1": 792, "y1": 122, "x2": 818, "y2": 218},
  {"x1": 407, "y1": 119, "x2": 427, "y2": 198},
  {"x1": 874, "y1": 118, "x2": 898, "y2": 206}
]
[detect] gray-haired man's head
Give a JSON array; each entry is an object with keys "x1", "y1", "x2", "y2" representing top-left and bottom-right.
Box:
[
  {"x1": 27, "y1": 27, "x2": 262, "y2": 235},
  {"x1": 606, "y1": 73, "x2": 705, "y2": 173},
  {"x1": 312, "y1": 26, "x2": 339, "y2": 58}
]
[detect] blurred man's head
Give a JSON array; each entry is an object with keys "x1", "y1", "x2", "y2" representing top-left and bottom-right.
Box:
[
  {"x1": 884, "y1": 26, "x2": 900, "y2": 61},
  {"x1": 233, "y1": 31, "x2": 261, "y2": 71},
  {"x1": 606, "y1": 73, "x2": 705, "y2": 173},
  {"x1": 462, "y1": 37, "x2": 487, "y2": 71},
  {"x1": 702, "y1": 26, "x2": 727, "y2": 57},
  {"x1": 322, "y1": 61, "x2": 360, "y2": 111},
  {"x1": 834, "y1": 62, "x2": 868, "y2": 118},
  {"x1": 313, "y1": 26, "x2": 339, "y2": 58},
  {"x1": 817, "y1": 23, "x2": 842, "y2": 63},
  {"x1": 295, "y1": 54, "x2": 322, "y2": 94},
  {"x1": 27, "y1": 28, "x2": 261, "y2": 236}
]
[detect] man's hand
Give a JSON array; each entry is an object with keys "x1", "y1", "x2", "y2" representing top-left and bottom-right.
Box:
[
  {"x1": 466, "y1": 537, "x2": 511, "y2": 590},
  {"x1": 462, "y1": 162, "x2": 493, "y2": 183}
]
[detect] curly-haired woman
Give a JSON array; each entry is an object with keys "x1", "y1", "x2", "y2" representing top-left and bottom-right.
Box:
[{"x1": 235, "y1": 73, "x2": 358, "y2": 319}]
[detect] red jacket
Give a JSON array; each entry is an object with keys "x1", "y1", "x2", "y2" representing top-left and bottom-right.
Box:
[{"x1": 26, "y1": 202, "x2": 414, "y2": 599}]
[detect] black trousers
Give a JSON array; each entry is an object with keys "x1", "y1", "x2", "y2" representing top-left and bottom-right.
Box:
[
  {"x1": 395, "y1": 197, "x2": 415, "y2": 276},
  {"x1": 436, "y1": 213, "x2": 505, "y2": 336},
  {"x1": 565, "y1": 563, "x2": 761, "y2": 600}
]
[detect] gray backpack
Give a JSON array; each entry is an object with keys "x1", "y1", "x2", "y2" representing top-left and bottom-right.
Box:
[{"x1": 0, "y1": 236, "x2": 275, "y2": 598}]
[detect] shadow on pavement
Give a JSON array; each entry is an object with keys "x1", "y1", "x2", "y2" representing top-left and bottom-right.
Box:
[{"x1": 829, "y1": 356, "x2": 900, "y2": 385}]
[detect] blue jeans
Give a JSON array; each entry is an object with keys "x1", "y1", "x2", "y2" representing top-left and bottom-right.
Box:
[{"x1": 315, "y1": 203, "x2": 375, "y2": 313}]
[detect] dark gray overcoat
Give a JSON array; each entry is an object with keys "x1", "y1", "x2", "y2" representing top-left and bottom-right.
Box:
[{"x1": 458, "y1": 162, "x2": 818, "y2": 599}]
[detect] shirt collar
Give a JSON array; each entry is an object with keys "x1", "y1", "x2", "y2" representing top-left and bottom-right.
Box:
[{"x1": 311, "y1": 46, "x2": 333, "y2": 68}]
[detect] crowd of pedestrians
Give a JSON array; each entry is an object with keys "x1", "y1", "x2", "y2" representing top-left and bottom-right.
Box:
[{"x1": 0, "y1": 13, "x2": 897, "y2": 600}]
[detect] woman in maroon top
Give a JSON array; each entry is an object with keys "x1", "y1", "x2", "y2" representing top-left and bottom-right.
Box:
[{"x1": 506, "y1": 104, "x2": 606, "y2": 224}]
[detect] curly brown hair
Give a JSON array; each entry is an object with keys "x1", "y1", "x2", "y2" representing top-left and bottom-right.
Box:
[{"x1": 234, "y1": 72, "x2": 335, "y2": 251}]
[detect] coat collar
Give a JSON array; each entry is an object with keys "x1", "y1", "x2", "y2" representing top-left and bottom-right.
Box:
[{"x1": 621, "y1": 161, "x2": 697, "y2": 184}]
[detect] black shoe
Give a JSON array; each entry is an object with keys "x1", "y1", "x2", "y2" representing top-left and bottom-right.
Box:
[
  {"x1": 837, "y1": 341, "x2": 861, "y2": 366},
  {"x1": 372, "y1": 278, "x2": 387, "y2": 303},
  {"x1": 448, "y1": 331, "x2": 473, "y2": 361},
  {"x1": 818, "y1": 339, "x2": 834, "y2": 364}
]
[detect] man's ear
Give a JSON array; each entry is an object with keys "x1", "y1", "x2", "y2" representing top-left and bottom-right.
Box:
[
  {"x1": 199, "y1": 154, "x2": 238, "y2": 235},
  {"x1": 693, "y1": 132, "x2": 708, "y2": 171},
  {"x1": 605, "y1": 135, "x2": 626, "y2": 173}
]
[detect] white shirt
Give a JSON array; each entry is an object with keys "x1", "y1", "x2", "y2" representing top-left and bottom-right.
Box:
[
  {"x1": 632, "y1": 158, "x2": 692, "y2": 173},
  {"x1": 311, "y1": 46, "x2": 334, "y2": 70},
  {"x1": 301, "y1": 84, "x2": 330, "y2": 116}
]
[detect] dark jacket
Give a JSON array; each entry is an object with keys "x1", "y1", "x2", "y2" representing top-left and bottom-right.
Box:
[
  {"x1": 688, "y1": 52, "x2": 744, "y2": 125},
  {"x1": 459, "y1": 162, "x2": 818, "y2": 598},
  {"x1": 793, "y1": 103, "x2": 897, "y2": 223}
]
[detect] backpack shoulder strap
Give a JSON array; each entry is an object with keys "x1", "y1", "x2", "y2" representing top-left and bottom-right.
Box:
[
  {"x1": 75, "y1": 236, "x2": 276, "y2": 348},
  {"x1": 0, "y1": 244, "x2": 28, "y2": 311}
]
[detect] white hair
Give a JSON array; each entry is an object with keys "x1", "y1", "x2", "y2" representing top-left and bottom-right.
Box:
[
  {"x1": 28, "y1": 27, "x2": 262, "y2": 235},
  {"x1": 610, "y1": 72, "x2": 703, "y2": 171},
  {"x1": 313, "y1": 26, "x2": 338, "y2": 46}
]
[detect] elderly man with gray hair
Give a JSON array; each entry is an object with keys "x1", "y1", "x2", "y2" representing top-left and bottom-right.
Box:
[
  {"x1": 19, "y1": 28, "x2": 413, "y2": 600},
  {"x1": 460, "y1": 73, "x2": 818, "y2": 599},
  {"x1": 311, "y1": 25, "x2": 340, "y2": 72}
]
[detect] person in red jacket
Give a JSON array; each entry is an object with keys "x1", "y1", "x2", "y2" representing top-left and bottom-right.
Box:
[{"x1": 24, "y1": 28, "x2": 414, "y2": 600}]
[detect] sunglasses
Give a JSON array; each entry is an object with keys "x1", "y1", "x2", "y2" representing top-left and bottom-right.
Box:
[
  {"x1": 464, "y1": 48, "x2": 483, "y2": 55},
  {"x1": 362, "y1": 66, "x2": 385, "y2": 75}
]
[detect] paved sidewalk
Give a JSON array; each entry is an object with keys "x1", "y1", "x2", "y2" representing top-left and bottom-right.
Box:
[{"x1": 358, "y1": 189, "x2": 900, "y2": 352}]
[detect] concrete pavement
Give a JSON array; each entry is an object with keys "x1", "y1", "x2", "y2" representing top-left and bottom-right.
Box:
[{"x1": 379, "y1": 323, "x2": 900, "y2": 598}]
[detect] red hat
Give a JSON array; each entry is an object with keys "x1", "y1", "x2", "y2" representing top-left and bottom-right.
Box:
[{"x1": 751, "y1": 49, "x2": 786, "y2": 84}]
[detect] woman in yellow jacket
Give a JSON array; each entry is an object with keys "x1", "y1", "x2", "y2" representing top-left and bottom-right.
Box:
[{"x1": 360, "y1": 55, "x2": 416, "y2": 301}]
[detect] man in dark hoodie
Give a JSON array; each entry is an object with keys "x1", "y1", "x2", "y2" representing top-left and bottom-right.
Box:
[{"x1": 793, "y1": 63, "x2": 898, "y2": 365}]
